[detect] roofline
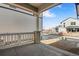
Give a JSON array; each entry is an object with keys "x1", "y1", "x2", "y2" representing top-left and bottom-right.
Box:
[{"x1": 60, "y1": 17, "x2": 78, "y2": 24}]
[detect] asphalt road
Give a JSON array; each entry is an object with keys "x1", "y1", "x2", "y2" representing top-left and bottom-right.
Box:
[{"x1": 42, "y1": 34, "x2": 61, "y2": 40}]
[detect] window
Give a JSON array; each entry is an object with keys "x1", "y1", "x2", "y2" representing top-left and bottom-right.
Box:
[
  {"x1": 71, "y1": 22, "x2": 76, "y2": 25},
  {"x1": 63, "y1": 23, "x2": 65, "y2": 27}
]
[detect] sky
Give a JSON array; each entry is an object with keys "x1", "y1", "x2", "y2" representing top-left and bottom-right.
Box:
[{"x1": 43, "y1": 3, "x2": 77, "y2": 29}]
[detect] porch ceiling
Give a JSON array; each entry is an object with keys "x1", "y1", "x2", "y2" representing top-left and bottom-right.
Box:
[{"x1": 7, "y1": 3, "x2": 60, "y2": 13}]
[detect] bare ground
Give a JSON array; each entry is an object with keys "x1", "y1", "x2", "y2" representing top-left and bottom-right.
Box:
[{"x1": 41, "y1": 39, "x2": 79, "y2": 55}]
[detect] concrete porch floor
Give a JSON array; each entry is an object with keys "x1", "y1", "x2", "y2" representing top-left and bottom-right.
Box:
[{"x1": 0, "y1": 43, "x2": 77, "y2": 56}]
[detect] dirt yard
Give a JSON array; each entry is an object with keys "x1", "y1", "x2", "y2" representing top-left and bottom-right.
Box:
[
  {"x1": 64, "y1": 32, "x2": 79, "y2": 37},
  {"x1": 41, "y1": 38, "x2": 79, "y2": 55},
  {"x1": 41, "y1": 33, "x2": 79, "y2": 55}
]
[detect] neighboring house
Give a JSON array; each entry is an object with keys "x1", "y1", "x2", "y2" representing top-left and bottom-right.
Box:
[{"x1": 56, "y1": 17, "x2": 79, "y2": 33}]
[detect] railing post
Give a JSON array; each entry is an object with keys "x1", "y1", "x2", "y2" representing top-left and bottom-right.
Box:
[
  {"x1": 34, "y1": 31, "x2": 40, "y2": 44},
  {"x1": 33, "y1": 12, "x2": 43, "y2": 44}
]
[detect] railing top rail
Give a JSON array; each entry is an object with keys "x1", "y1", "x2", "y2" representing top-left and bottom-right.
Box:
[{"x1": 0, "y1": 32, "x2": 34, "y2": 35}]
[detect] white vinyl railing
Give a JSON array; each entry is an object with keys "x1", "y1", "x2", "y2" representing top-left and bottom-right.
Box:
[{"x1": 0, "y1": 32, "x2": 34, "y2": 49}]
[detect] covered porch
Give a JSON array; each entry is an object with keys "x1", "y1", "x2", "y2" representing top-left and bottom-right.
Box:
[
  {"x1": 66, "y1": 26, "x2": 79, "y2": 32},
  {"x1": 0, "y1": 3, "x2": 77, "y2": 56}
]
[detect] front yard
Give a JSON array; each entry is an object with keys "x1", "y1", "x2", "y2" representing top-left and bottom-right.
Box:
[{"x1": 41, "y1": 33, "x2": 79, "y2": 55}]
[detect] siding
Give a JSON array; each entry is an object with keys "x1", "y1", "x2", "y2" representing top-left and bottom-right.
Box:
[
  {"x1": 0, "y1": 4, "x2": 42, "y2": 33},
  {"x1": 61, "y1": 18, "x2": 79, "y2": 27}
]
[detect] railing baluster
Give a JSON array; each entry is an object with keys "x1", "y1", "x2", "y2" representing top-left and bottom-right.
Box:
[
  {"x1": 14, "y1": 34, "x2": 16, "y2": 42},
  {"x1": 24, "y1": 34, "x2": 25, "y2": 40},
  {"x1": 22, "y1": 34, "x2": 24, "y2": 41},
  {"x1": 20, "y1": 34, "x2": 22, "y2": 41},
  {"x1": 25, "y1": 34, "x2": 27, "y2": 40},
  {"x1": 10, "y1": 35, "x2": 12, "y2": 43},
  {"x1": 0, "y1": 35, "x2": 4, "y2": 46},
  {"x1": 13, "y1": 35, "x2": 15, "y2": 42},
  {"x1": 4, "y1": 35, "x2": 6, "y2": 45},
  {"x1": 27, "y1": 34, "x2": 29, "y2": 40},
  {"x1": 0, "y1": 32, "x2": 34, "y2": 49}
]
